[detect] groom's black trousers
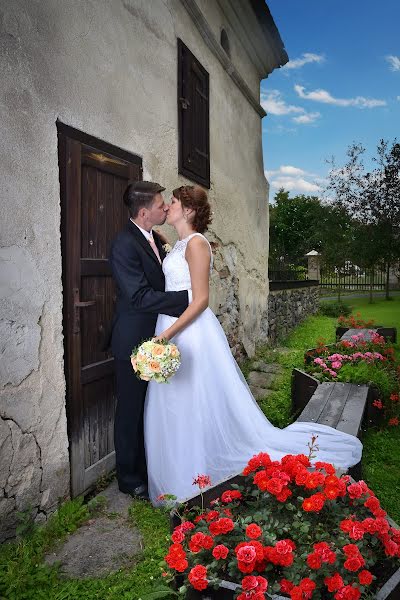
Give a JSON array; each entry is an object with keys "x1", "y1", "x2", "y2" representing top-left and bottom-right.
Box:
[{"x1": 114, "y1": 359, "x2": 148, "y2": 491}]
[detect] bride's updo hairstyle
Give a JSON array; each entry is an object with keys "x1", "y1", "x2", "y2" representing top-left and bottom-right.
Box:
[{"x1": 172, "y1": 185, "x2": 212, "y2": 234}]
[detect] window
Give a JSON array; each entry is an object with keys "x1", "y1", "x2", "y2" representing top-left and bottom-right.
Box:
[
  {"x1": 177, "y1": 38, "x2": 210, "y2": 188},
  {"x1": 220, "y1": 28, "x2": 230, "y2": 57}
]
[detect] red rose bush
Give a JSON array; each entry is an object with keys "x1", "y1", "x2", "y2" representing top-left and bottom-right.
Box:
[{"x1": 162, "y1": 452, "x2": 400, "y2": 599}]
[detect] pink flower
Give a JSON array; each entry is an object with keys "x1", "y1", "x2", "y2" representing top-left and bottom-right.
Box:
[
  {"x1": 193, "y1": 474, "x2": 211, "y2": 489},
  {"x1": 331, "y1": 361, "x2": 342, "y2": 370}
]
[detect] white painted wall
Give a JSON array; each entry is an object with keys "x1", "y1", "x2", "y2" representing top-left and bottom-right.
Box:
[{"x1": 0, "y1": 0, "x2": 271, "y2": 539}]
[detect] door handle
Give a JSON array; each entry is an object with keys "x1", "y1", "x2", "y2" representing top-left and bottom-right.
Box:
[{"x1": 73, "y1": 287, "x2": 96, "y2": 334}]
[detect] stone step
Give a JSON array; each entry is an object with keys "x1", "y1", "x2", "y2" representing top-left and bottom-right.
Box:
[
  {"x1": 251, "y1": 361, "x2": 283, "y2": 375},
  {"x1": 249, "y1": 385, "x2": 274, "y2": 401},
  {"x1": 247, "y1": 370, "x2": 275, "y2": 388}
]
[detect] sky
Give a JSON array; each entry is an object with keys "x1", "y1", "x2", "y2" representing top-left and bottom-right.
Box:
[{"x1": 261, "y1": 0, "x2": 400, "y2": 199}]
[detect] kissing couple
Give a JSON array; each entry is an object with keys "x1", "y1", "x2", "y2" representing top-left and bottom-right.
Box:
[{"x1": 109, "y1": 181, "x2": 362, "y2": 504}]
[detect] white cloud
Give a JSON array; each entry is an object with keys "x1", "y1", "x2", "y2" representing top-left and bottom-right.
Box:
[
  {"x1": 261, "y1": 90, "x2": 304, "y2": 116},
  {"x1": 265, "y1": 166, "x2": 321, "y2": 194},
  {"x1": 293, "y1": 111, "x2": 320, "y2": 124},
  {"x1": 397, "y1": 96, "x2": 400, "y2": 101},
  {"x1": 386, "y1": 55, "x2": 400, "y2": 71},
  {"x1": 283, "y1": 52, "x2": 325, "y2": 70},
  {"x1": 261, "y1": 90, "x2": 321, "y2": 125},
  {"x1": 294, "y1": 84, "x2": 386, "y2": 108}
]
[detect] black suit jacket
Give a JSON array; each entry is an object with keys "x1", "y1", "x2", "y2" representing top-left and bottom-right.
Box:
[{"x1": 109, "y1": 221, "x2": 189, "y2": 360}]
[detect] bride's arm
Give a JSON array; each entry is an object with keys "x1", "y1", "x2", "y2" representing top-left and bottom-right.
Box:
[{"x1": 155, "y1": 236, "x2": 210, "y2": 341}]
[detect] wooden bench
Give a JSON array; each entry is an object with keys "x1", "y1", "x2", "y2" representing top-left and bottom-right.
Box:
[
  {"x1": 336, "y1": 326, "x2": 397, "y2": 343},
  {"x1": 297, "y1": 381, "x2": 369, "y2": 479}
]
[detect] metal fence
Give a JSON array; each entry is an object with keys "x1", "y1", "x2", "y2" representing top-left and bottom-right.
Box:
[
  {"x1": 320, "y1": 267, "x2": 386, "y2": 290},
  {"x1": 268, "y1": 259, "x2": 308, "y2": 282}
]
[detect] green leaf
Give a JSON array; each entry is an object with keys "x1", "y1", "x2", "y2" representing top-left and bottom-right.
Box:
[{"x1": 140, "y1": 587, "x2": 178, "y2": 599}]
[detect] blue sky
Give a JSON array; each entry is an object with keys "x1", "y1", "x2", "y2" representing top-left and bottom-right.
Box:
[{"x1": 262, "y1": 0, "x2": 400, "y2": 199}]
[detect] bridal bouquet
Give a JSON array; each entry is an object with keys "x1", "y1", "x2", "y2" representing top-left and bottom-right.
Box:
[{"x1": 131, "y1": 339, "x2": 181, "y2": 383}]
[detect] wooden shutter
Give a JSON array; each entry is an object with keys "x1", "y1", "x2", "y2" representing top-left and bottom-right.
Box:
[{"x1": 178, "y1": 38, "x2": 210, "y2": 188}]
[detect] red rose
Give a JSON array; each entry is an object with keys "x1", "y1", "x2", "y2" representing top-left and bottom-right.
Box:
[
  {"x1": 295, "y1": 469, "x2": 309, "y2": 485},
  {"x1": 209, "y1": 517, "x2": 234, "y2": 536},
  {"x1": 171, "y1": 528, "x2": 185, "y2": 543},
  {"x1": 238, "y1": 560, "x2": 255, "y2": 573},
  {"x1": 300, "y1": 578, "x2": 316, "y2": 594},
  {"x1": 180, "y1": 521, "x2": 195, "y2": 532},
  {"x1": 205, "y1": 510, "x2": 220, "y2": 522},
  {"x1": 305, "y1": 471, "x2": 325, "y2": 489},
  {"x1": 280, "y1": 579, "x2": 294, "y2": 593},
  {"x1": 358, "y1": 570, "x2": 373, "y2": 585},
  {"x1": 324, "y1": 485, "x2": 340, "y2": 500},
  {"x1": 266, "y1": 477, "x2": 284, "y2": 495},
  {"x1": 334, "y1": 584, "x2": 361, "y2": 600},
  {"x1": 246, "y1": 523, "x2": 263, "y2": 539},
  {"x1": 275, "y1": 539, "x2": 294, "y2": 555},
  {"x1": 242, "y1": 575, "x2": 258, "y2": 591},
  {"x1": 364, "y1": 496, "x2": 380, "y2": 512},
  {"x1": 342, "y1": 543, "x2": 360, "y2": 556},
  {"x1": 189, "y1": 532, "x2": 206, "y2": 553},
  {"x1": 165, "y1": 543, "x2": 188, "y2": 571},
  {"x1": 218, "y1": 517, "x2": 235, "y2": 533},
  {"x1": 324, "y1": 573, "x2": 344, "y2": 592},
  {"x1": 188, "y1": 564, "x2": 208, "y2": 591},
  {"x1": 307, "y1": 552, "x2": 322, "y2": 569},
  {"x1": 212, "y1": 544, "x2": 229, "y2": 560},
  {"x1": 221, "y1": 489, "x2": 243, "y2": 503},
  {"x1": 276, "y1": 487, "x2": 292, "y2": 502},
  {"x1": 173, "y1": 559, "x2": 188, "y2": 572},
  {"x1": 253, "y1": 470, "x2": 269, "y2": 490},
  {"x1": 237, "y1": 545, "x2": 257, "y2": 564},
  {"x1": 347, "y1": 482, "x2": 364, "y2": 499},
  {"x1": 256, "y1": 576, "x2": 268, "y2": 592},
  {"x1": 344, "y1": 556, "x2": 364, "y2": 571}
]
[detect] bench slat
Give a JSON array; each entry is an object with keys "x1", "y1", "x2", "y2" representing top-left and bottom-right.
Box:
[
  {"x1": 336, "y1": 385, "x2": 369, "y2": 436},
  {"x1": 297, "y1": 383, "x2": 334, "y2": 423},
  {"x1": 340, "y1": 328, "x2": 377, "y2": 341},
  {"x1": 318, "y1": 383, "x2": 352, "y2": 429}
]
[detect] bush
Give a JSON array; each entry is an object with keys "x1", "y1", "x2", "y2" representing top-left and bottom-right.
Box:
[{"x1": 319, "y1": 302, "x2": 351, "y2": 318}]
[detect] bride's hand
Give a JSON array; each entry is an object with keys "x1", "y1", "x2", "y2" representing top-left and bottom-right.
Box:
[{"x1": 152, "y1": 333, "x2": 170, "y2": 343}]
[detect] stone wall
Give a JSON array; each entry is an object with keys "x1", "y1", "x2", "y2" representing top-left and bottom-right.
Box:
[
  {"x1": 267, "y1": 285, "x2": 320, "y2": 344},
  {"x1": 0, "y1": 0, "x2": 279, "y2": 540}
]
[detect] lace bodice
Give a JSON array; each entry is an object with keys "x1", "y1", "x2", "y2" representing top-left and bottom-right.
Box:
[{"x1": 163, "y1": 233, "x2": 213, "y2": 292}]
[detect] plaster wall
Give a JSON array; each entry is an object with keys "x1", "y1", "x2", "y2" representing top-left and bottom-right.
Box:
[{"x1": 0, "y1": 0, "x2": 270, "y2": 539}]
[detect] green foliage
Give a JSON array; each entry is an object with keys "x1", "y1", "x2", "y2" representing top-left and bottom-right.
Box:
[
  {"x1": 269, "y1": 189, "x2": 327, "y2": 263},
  {"x1": 363, "y1": 427, "x2": 400, "y2": 523},
  {"x1": 318, "y1": 302, "x2": 352, "y2": 317},
  {"x1": 336, "y1": 361, "x2": 397, "y2": 400}
]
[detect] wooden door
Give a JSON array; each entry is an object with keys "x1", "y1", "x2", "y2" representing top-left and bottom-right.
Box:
[{"x1": 57, "y1": 123, "x2": 142, "y2": 497}]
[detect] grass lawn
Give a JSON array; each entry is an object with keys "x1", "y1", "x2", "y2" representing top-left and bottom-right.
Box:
[{"x1": 1, "y1": 293, "x2": 398, "y2": 599}]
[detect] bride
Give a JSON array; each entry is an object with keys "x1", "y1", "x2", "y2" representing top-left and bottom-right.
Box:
[{"x1": 144, "y1": 185, "x2": 362, "y2": 504}]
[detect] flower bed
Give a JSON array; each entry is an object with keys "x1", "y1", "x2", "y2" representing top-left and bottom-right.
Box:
[
  {"x1": 159, "y1": 451, "x2": 400, "y2": 600},
  {"x1": 303, "y1": 332, "x2": 400, "y2": 429}
]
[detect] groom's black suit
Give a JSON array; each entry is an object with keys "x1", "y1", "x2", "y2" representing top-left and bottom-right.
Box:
[{"x1": 109, "y1": 220, "x2": 188, "y2": 493}]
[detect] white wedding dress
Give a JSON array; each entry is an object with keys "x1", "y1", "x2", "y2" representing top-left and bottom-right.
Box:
[{"x1": 144, "y1": 233, "x2": 362, "y2": 504}]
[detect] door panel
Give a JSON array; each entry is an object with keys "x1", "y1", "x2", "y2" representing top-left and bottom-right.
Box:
[{"x1": 58, "y1": 123, "x2": 142, "y2": 496}]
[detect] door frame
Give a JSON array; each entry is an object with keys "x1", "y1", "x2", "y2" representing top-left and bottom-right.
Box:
[{"x1": 57, "y1": 121, "x2": 142, "y2": 496}]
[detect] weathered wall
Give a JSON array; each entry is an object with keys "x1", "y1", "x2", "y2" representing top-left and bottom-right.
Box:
[
  {"x1": 0, "y1": 0, "x2": 269, "y2": 540},
  {"x1": 267, "y1": 286, "x2": 320, "y2": 344}
]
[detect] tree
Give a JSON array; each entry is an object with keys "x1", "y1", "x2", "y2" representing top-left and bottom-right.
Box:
[
  {"x1": 269, "y1": 189, "x2": 327, "y2": 263},
  {"x1": 326, "y1": 140, "x2": 400, "y2": 299}
]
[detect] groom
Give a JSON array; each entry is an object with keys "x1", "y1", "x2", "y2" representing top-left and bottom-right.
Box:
[{"x1": 109, "y1": 181, "x2": 189, "y2": 499}]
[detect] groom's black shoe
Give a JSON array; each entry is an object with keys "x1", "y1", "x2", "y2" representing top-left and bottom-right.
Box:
[{"x1": 119, "y1": 483, "x2": 149, "y2": 501}]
